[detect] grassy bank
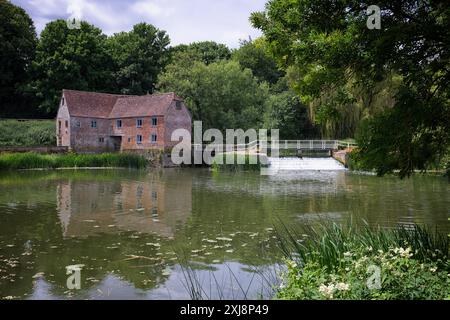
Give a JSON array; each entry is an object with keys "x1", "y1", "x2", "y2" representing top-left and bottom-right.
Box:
[
  {"x1": 0, "y1": 119, "x2": 55, "y2": 146},
  {"x1": 275, "y1": 223, "x2": 449, "y2": 300},
  {"x1": 0, "y1": 152, "x2": 148, "y2": 170}
]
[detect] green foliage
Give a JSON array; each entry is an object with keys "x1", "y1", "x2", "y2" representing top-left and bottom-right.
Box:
[
  {"x1": 354, "y1": 86, "x2": 450, "y2": 177},
  {"x1": 0, "y1": 0, "x2": 37, "y2": 117},
  {"x1": 0, "y1": 120, "x2": 55, "y2": 146},
  {"x1": 275, "y1": 223, "x2": 450, "y2": 300},
  {"x1": 252, "y1": 0, "x2": 450, "y2": 175},
  {"x1": 107, "y1": 23, "x2": 170, "y2": 95},
  {"x1": 232, "y1": 39, "x2": 283, "y2": 85},
  {"x1": 0, "y1": 152, "x2": 147, "y2": 170},
  {"x1": 158, "y1": 56, "x2": 269, "y2": 131},
  {"x1": 264, "y1": 90, "x2": 318, "y2": 139},
  {"x1": 172, "y1": 41, "x2": 231, "y2": 65},
  {"x1": 31, "y1": 20, "x2": 115, "y2": 115},
  {"x1": 279, "y1": 247, "x2": 449, "y2": 300}
]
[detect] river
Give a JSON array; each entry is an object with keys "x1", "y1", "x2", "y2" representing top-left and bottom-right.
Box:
[{"x1": 0, "y1": 164, "x2": 448, "y2": 299}]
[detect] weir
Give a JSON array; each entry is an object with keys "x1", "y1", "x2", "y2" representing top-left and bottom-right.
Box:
[{"x1": 267, "y1": 157, "x2": 346, "y2": 171}]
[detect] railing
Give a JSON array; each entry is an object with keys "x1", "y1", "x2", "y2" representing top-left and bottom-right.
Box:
[{"x1": 192, "y1": 140, "x2": 357, "y2": 152}]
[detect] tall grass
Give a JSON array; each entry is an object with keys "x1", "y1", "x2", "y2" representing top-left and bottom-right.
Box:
[
  {"x1": 274, "y1": 221, "x2": 449, "y2": 271},
  {"x1": 178, "y1": 260, "x2": 279, "y2": 300},
  {"x1": 0, "y1": 119, "x2": 56, "y2": 146},
  {"x1": 0, "y1": 152, "x2": 148, "y2": 170}
]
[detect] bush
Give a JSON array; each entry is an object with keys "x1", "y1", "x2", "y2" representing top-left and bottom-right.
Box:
[
  {"x1": 278, "y1": 247, "x2": 449, "y2": 300},
  {"x1": 0, "y1": 120, "x2": 56, "y2": 146},
  {"x1": 275, "y1": 223, "x2": 450, "y2": 300}
]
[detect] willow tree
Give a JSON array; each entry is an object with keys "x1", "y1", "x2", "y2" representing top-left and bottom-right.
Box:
[{"x1": 251, "y1": 0, "x2": 450, "y2": 176}]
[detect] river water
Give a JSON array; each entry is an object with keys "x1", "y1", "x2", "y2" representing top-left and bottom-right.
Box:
[{"x1": 0, "y1": 163, "x2": 448, "y2": 299}]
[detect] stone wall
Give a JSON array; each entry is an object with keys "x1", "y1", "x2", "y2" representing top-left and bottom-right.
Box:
[{"x1": 70, "y1": 117, "x2": 114, "y2": 153}]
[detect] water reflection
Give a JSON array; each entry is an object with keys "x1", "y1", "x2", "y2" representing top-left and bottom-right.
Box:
[
  {"x1": 0, "y1": 169, "x2": 448, "y2": 300},
  {"x1": 56, "y1": 171, "x2": 192, "y2": 238}
]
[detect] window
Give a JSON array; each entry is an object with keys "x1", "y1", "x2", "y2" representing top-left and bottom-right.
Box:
[
  {"x1": 176, "y1": 101, "x2": 182, "y2": 110},
  {"x1": 136, "y1": 119, "x2": 143, "y2": 128},
  {"x1": 75, "y1": 120, "x2": 81, "y2": 128},
  {"x1": 151, "y1": 191, "x2": 158, "y2": 201},
  {"x1": 99, "y1": 137, "x2": 105, "y2": 143},
  {"x1": 65, "y1": 120, "x2": 68, "y2": 128},
  {"x1": 58, "y1": 120, "x2": 62, "y2": 134},
  {"x1": 61, "y1": 97, "x2": 65, "y2": 105},
  {"x1": 91, "y1": 120, "x2": 97, "y2": 128},
  {"x1": 151, "y1": 117, "x2": 158, "y2": 127},
  {"x1": 151, "y1": 134, "x2": 157, "y2": 143},
  {"x1": 116, "y1": 119, "x2": 122, "y2": 128},
  {"x1": 128, "y1": 137, "x2": 132, "y2": 143},
  {"x1": 136, "y1": 135, "x2": 143, "y2": 144}
]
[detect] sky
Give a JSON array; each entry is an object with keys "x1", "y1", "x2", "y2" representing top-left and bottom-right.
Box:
[{"x1": 12, "y1": 0, "x2": 267, "y2": 48}]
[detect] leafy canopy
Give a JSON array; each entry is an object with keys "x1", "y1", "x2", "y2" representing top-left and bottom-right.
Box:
[{"x1": 251, "y1": 0, "x2": 450, "y2": 176}]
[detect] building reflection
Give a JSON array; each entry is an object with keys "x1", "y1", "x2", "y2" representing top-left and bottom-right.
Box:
[{"x1": 56, "y1": 172, "x2": 192, "y2": 238}]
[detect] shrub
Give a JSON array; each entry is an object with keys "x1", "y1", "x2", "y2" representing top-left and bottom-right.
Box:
[
  {"x1": 0, "y1": 120, "x2": 56, "y2": 146},
  {"x1": 278, "y1": 246, "x2": 449, "y2": 300},
  {"x1": 275, "y1": 223, "x2": 450, "y2": 300}
]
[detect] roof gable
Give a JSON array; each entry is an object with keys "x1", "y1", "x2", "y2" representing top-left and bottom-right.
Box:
[
  {"x1": 62, "y1": 90, "x2": 181, "y2": 119},
  {"x1": 63, "y1": 90, "x2": 127, "y2": 118},
  {"x1": 109, "y1": 93, "x2": 176, "y2": 118}
]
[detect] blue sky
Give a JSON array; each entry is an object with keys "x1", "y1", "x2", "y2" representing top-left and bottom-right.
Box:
[{"x1": 12, "y1": 0, "x2": 267, "y2": 48}]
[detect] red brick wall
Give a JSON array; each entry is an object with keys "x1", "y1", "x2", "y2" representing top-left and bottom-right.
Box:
[
  {"x1": 164, "y1": 101, "x2": 192, "y2": 147},
  {"x1": 70, "y1": 117, "x2": 113, "y2": 153},
  {"x1": 112, "y1": 116, "x2": 165, "y2": 150}
]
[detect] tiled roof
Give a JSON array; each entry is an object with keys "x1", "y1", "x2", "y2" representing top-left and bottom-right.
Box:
[
  {"x1": 109, "y1": 93, "x2": 178, "y2": 118},
  {"x1": 62, "y1": 90, "x2": 182, "y2": 119},
  {"x1": 63, "y1": 90, "x2": 127, "y2": 118}
]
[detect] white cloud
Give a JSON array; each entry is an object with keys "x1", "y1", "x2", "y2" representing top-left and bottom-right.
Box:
[
  {"x1": 12, "y1": 0, "x2": 265, "y2": 48},
  {"x1": 131, "y1": 1, "x2": 175, "y2": 19}
]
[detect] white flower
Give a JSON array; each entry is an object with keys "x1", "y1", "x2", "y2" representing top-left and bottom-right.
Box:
[
  {"x1": 392, "y1": 247, "x2": 413, "y2": 258},
  {"x1": 335, "y1": 282, "x2": 350, "y2": 291},
  {"x1": 343, "y1": 252, "x2": 353, "y2": 257},
  {"x1": 429, "y1": 267, "x2": 437, "y2": 273},
  {"x1": 319, "y1": 283, "x2": 335, "y2": 299}
]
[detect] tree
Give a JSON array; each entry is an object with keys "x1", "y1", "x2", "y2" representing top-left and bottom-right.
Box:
[
  {"x1": 251, "y1": 0, "x2": 450, "y2": 176},
  {"x1": 171, "y1": 41, "x2": 231, "y2": 65},
  {"x1": 107, "y1": 23, "x2": 170, "y2": 95},
  {"x1": 264, "y1": 89, "x2": 318, "y2": 139},
  {"x1": 31, "y1": 20, "x2": 114, "y2": 115},
  {"x1": 158, "y1": 52, "x2": 269, "y2": 131},
  {"x1": 232, "y1": 38, "x2": 283, "y2": 85},
  {"x1": 0, "y1": 0, "x2": 37, "y2": 117}
]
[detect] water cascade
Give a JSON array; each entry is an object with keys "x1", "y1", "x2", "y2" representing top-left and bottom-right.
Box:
[{"x1": 267, "y1": 157, "x2": 346, "y2": 171}]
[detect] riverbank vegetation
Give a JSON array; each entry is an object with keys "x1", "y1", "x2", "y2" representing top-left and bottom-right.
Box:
[
  {"x1": 2, "y1": 0, "x2": 449, "y2": 178},
  {"x1": 251, "y1": 0, "x2": 450, "y2": 178},
  {"x1": 275, "y1": 223, "x2": 450, "y2": 300},
  {"x1": 0, "y1": 152, "x2": 147, "y2": 170},
  {"x1": 0, "y1": 119, "x2": 55, "y2": 147}
]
